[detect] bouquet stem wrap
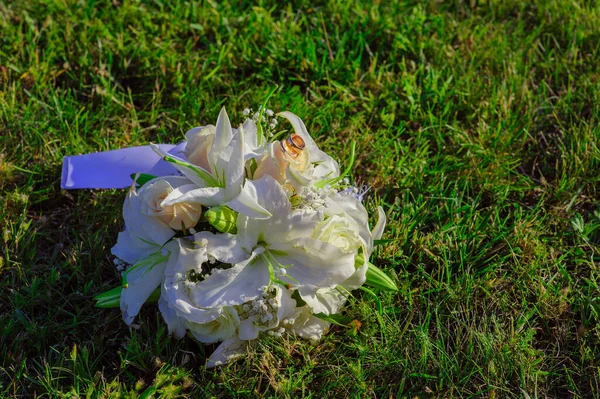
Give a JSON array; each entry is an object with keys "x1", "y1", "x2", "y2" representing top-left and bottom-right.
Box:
[{"x1": 61, "y1": 143, "x2": 185, "y2": 189}]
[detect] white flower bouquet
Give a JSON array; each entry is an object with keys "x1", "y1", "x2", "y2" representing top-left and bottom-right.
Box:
[{"x1": 91, "y1": 106, "x2": 397, "y2": 367}]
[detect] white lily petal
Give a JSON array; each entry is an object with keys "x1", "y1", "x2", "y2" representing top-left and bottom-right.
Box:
[
  {"x1": 209, "y1": 107, "x2": 233, "y2": 167},
  {"x1": 111, "y1": 183, "x2": 175, "y2": 264},
  {"x1": 217, "y1": 128, "x2": 245, "y2": 199},
  {"x1": 302, "y1": 288, "x2": 347, "y2": 316},
  {"x1": 111, "y1": 230, "x2": 151, "y2": 265},
  {"x1": 120, "y1": 250, "x2": 171, "y2": 325},
  {"x1": 372, "y1": 206, "x2": 387, "y2": 241},
  {"x1": 158, "y1": 295, "x2": 187, "y2": 339},
  {"x1": 186, "y1": 306, "x2": 240, "y2": 344},
  {"x1": 162, "y1": 241, "x2": 224, "y2": 325},
  {"x1": 194, "y1": 231, "x2": 247, "y2": 264},
  {"x1": 163, "y1": 186, "x2": 226, "y2": 207},
  {"x1": 160, "y1": 184, "x2": 201, "y2": 206},
  {"x1": 277, "y1": 238, "x2": 356, "y2": 298},
  {"x1": 237, "y1": 315, "x2": 262, "y2": 341},
  {"x1": 190, "y1": 249, "x2": 269, "y2": 308},
  {"x1": 290, "y1": 306, "x2": 329, "y2": 341},
  {"x1": 225, "y1": 181, "x2": 272, "y2": 219},
  {"x1": 206, "y1": 337, "x2": 248, "y2": 368},
  {"x1": 240, "y1": 119, "x2": 265, "y2": 160},
  {"x1": 278, "y1": 111, "x2": 340, "y2": 179},
  {"x1": 302, "y1": 262, "x2": 367, "y2": 315},
  {"x1": 150, "y1": 143, "x2": 213, "y2": 187}
]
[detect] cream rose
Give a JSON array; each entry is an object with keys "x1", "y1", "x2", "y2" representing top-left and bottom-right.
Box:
[
  {"x1": 184, "y1": 125, "x2": 216, "y2": 172},
  {"x1": 138, "y1": 178, "x2": 202, "y2": 230},
  {"x1": 253, "y1": 134, "x2": 310, "y2": 183}
]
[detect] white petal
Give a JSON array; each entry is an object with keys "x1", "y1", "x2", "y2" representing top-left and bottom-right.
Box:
[
  {"x1": 237, "y1": 315, "x2": 261, "y2": 341},
  {"x1": 185, "y1": 306, "x2": 240, "y2": 344},
  {"x1": 158, "y1": 296, "x2": 187, "y2": 339},
  {"x1": 218, "y1": 129, "x2": 245, "y2": 200},
  {"x1": 160, "y1": 183, "x2": 202, "y2": 206},
  {"x1": 325, "y1": 192, "x2": 372, "y2": 252},
  {"x1": 208, "y1": 107, "x2": 233, "y2": 167},
  {"x1": 206, "y1": 337, "x2": 247, "y2": 368},
  {"x1": 240, "y1": 119, "x2": 265, "y2": 160},
  {"x1": 194, "y1": 231, "x2": 247, "y2": 264},
  {"x1": 163, "y1": 186, "x2": 226, "y2": 207},
  {"x1": 150, "y1": 143, "x2": 212, "y2": 187},
  {"x1": 290, "y1": 307, "x2": 329, "y2": 341},
  {"x1": 123, "y1": 185, "x2": 174, "y2": 246},
  {"x1": 162, "y1": 240, "x2": 224, "y2": 325},
  {"x1": 303, "y1": 288, "x2": 348, "y2": 315},
  {"x1": 278, "y1": 111, "x2": 340, "y2": 179},
  {"x1": 277, "y1": 238, "x2": 356, "y2": 298},
  {"x1": 111, "y1": 230, "x2": 150, "y2": 265},
  {"x1": 372, "y1": 206, "x2": 387, "y2": 241},
  {"x1": 190, "y1": 250, "x2": 269, "y2": 308},
  {"x1": 120, "y1": 253, "x2": 169, "y2": 325},
  {"x1": 285, "y1": 164, "x2": 313, "y2": 189},
  {"x1": 225, "y1": 180, "x2": 272, "y2": 219}
]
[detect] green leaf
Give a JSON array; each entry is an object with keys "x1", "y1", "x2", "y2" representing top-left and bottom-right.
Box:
[
  {"x1": 130, "y1": 173, "x2": 157, "y2": 186},
  {"x1": 315, "y1": 141, "x2": 356, "y2": 189},
  {"x1": 373, "y1": 239, "x2": 395, "y2": 245},
  {"x1": 314, "y1": 312, "x2": 353, "y2": 327},
  {"x1": 162, "y1": 153, "x2": 220, "y2": 187},
  {"x1": 246, "y1": 158, "x2": 258, "y2": 179}
]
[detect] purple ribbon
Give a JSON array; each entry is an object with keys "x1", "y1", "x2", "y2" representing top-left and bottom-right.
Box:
[{"x1": 61, "y1": 142, "x2": 187, "y2": 189}]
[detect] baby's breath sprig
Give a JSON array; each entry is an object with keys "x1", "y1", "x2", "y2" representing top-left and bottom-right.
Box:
[{"x1": 242, "y1": 105, "x2": 280, "y2": 138}]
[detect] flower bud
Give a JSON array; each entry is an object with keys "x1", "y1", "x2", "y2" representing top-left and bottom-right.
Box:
[
  {"x1": 364, "y1": 263, "x2": 398, "y2": 291},
  {"x1": 205, "y1": 206, "x2": 238, "y2": 233}
]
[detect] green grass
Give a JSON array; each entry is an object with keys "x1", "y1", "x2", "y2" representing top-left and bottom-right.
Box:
[{"x1": 1, "y1": 0, "x2": 600, "y2": 397}]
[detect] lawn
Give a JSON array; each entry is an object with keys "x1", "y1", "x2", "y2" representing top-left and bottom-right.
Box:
[{"x1": 1, "y1": 0, "x2": 600, "y2": 397}]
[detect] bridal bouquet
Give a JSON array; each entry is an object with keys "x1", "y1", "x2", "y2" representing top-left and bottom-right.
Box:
[{"x1": 90, "y1": 106, "x2": 396, "y2": 367}]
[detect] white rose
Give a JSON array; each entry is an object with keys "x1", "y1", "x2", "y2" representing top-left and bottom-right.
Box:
[
  {"x1": 186, "y1": 306, "x2": 240, "y2": 344},
  {"x1": 138, "y1": 177, "x2": 202, "y2": 230},
  {"x1": 312, "y1": 214, "x2": 362, "y2": 254}
]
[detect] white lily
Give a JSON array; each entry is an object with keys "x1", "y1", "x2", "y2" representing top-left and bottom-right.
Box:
[
  {"x1": 252, "y1": 112, "x2": 340, "y2": 189},
  {"x1": 151, "y1": 107, "x2": 271, "y2": 219},
  {"x1": 237, "y1": 286, "x2": 296, "y2": 341},
  {"x1": 278, "y1": 111, "x2": 340, "y2": 182},
  {"x1": 188, "y1": 175, "x2": 357, "y2": 309},
  {"x1": 160, "y1": 238, "x2": 240, "y2": 343},
  {"x1": 119, "y1": 240, "x2": 177, "y2": 325},
  {"x1": 206, "y1": 336, "x2": 248, "y2": 368},
  {"x1": 184, "y1": 118, "x2": 264, "y2": 169}
]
